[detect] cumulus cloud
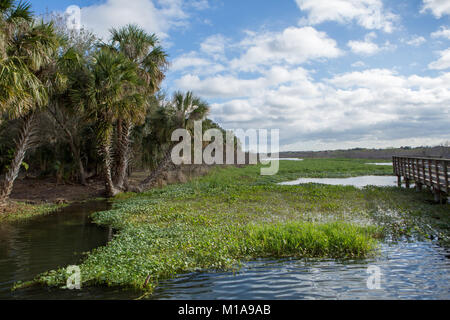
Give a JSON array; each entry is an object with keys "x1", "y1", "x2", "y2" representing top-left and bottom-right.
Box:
[
  {"x1": 200, "y1": 34, "x2": 228, "y2": 60},
  {"x1": 230, "y1": 27, "x2": 342, "y2": 71},
  {"x1": 431, "y1": 26, "x2": 450, "y2": 39},
  {"x1": 175, "y1": 66, "x2": 313, "y2": 98},
  {"x1": 295, "y1": 0, "x2": 398, "y2": 33},
  {"x1": 347, "y1": 32, "x2": 395, "y2": 55},
  {"x1": 421, "y1": 0, "x2": 450, "y2": 18},
  {"x1": 347, "y1": 32, "x2": 381, "y2": 55},
  {"x1": 169, "y1": 21, "x2": 449, "y2": 150},
  {"x1": 351, "y1": 61, "x2": 366, "y2": 67},
  {"x1": 208, "y1": 69, "x2": 450, "y2": 150},
  {"x1": 428, "y1": 48, "x2": 450, "y2": 70},
  {"x1": 171, "y1": 53, "x2": 225, "y2": 74},
  {"x1": 403, "y1": 35, "x2": 427, "y2": 47},
  {"x1": 79, "y1": 0, "x2": 200, "y2": 39}
]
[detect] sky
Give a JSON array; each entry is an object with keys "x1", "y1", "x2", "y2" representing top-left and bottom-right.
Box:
[{"x1": 31, "y1": 0, "x2": 450, "y2": 151}]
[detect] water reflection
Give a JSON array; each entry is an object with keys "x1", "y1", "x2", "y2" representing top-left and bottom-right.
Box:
[
  {"x1": 279, "y1": 176, "x2": 402, "y2": 188},
  {"x1": 149, "y1": 241, "x2": 449, "y2": 300},
  {"x1": 260, "y1": 158, "x2": 304, "y2": 162},
  {"x1": 0, "y1": 201, "x2": 111, "y2": 299}
]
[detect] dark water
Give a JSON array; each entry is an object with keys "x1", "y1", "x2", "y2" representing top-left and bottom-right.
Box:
[
  {"x1": 0, "y1": 201, "x2": 112, "y2": 299},
  {"x1": 150, "y1": 242, "x2": 450, "y2": 300},
  {"x1": 0, "y1": 201, "x2": 449, "y2": 300}
]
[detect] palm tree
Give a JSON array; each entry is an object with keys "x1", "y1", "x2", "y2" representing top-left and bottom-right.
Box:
[
  {"x1": 139, "y1": 91, "x2": 210, "y2": 191},
  {"x1": 70, "y1": 48, "x2": 143, "y2": 197},
  {"x1": 108, "y1": 24, "x2": 168, "y2": 190},
  {"x1": 171, "y1": 91, "x2": 210, "y2": 130},
  {"x1": 0, "y1": 1, "x2": 60, "y2": 205}
]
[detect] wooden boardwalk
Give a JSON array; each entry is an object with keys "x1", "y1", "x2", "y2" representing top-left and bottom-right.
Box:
[{"x1": 393, "y1": 156, "x2": 449, "y2": 203}]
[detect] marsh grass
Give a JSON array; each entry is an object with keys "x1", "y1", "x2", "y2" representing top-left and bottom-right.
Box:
[
  {"x1": 22, "y1": 159, "x2": 449, "y2": 292},
  {"x1": 0, "y1": 202, "x2": 65, "y2": 223}
]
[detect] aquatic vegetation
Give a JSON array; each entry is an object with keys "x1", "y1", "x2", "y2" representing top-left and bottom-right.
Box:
[
  {"x1": 246, "y1": 222, "x2": 379, "y2": 259},
  {"x1": 0, "y1": 202, "x2": 65, "y2": 223},
  {"x1": 22, "y1": 159, "x2": 448, "y2": 292}
]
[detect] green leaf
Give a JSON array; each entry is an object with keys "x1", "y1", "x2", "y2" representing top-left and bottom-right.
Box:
[{"x1": 21, "y1": 161, "x2": 29, "y2": 171}]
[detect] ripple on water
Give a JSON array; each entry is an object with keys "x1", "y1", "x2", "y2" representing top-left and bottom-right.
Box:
[
  {"x1": 149, "y1": 241, "x2": 450, "y2": 300},
  {"x1": 1, "y1": 202, "x2": 449, "y2": 300}
]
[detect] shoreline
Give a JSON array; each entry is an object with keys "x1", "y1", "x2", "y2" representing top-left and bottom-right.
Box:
[{"x1": 16, "y1": 159, "x2": 449, "y2": 293}]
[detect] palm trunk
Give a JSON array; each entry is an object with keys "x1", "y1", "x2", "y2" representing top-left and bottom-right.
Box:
[
  {"x1": 138, "y1": 144, "x2": 174, "y2": 192},
  {"x1": 0, "y1": 113, "x2": 35, "y2": 206},
  {"x1": 115, "y1": 119, "x2": 132, "y2": 190},
  {"x1": 99, "y1": 127, "x2": 118, "y2": 197}
]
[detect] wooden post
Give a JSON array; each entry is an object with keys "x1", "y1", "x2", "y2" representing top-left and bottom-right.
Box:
[
  {"x1": 444, "y1": 160, "x2": 449, "y2": 195},
  {"x1": 434, "y1": 190, "x2": 441, "y2": 204},
  {"x1": 397, "y1": 175, "x2": 402, "y2": 187},
  {"x1": 428, "y1": 159, "x2": 433, "y2": 189},
  {"x1": 416, "y1": 183, "x2": 422, "y2": 192},
  {"x1": 405, "y1": 178, "x2": 410, "y2": 189},
  {"x1": 435, "y1": 160, "x2": 441, "y2": 192},
  {"x1": 422, "y1": 158, "x2": 426, "y2": 188}
]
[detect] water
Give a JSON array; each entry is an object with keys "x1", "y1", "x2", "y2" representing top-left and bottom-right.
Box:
[
  {"x1": 1, "y1": 201, "x2": 449, "y2": 300},
  {"x1": 0, "y1": 201, "x2": 112, "y2": 299},
  {"x1": 279, "y1": 176, "x2": 403, "y2": 188},
  {"x1": 149, "y1": 242, "x2": 450, "y2": 300},
  {"x1": 260, "y1": 158, "x2": 303, "y2": 162}
]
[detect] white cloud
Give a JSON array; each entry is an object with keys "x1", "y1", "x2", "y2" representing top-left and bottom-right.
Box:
[
  {"x1": 200, "y1": 34, "x2": 227, "y2": 60},
  {"x1": 175, "y1": 66, "x2": 313, "y2": 98},
  {"x1": 188, "y1": 0, "x2": 209, "y2": 10},
  {"x1": 347, "y1": 40, "x2": 380, "y2": 55},
  {"x1": 295, "y1": 0, "x2": 399, "y2": 33},
  {"x1": 403, "y1": 35, "x2": 427, "y2": 46},
  {"x1": 431, "y1": 26, "x2": 450, "y2": 39},
  {"x1": 230, "y1": 26, "x2": 342, "y2": 71},
  {"x1": 351, "y1": 61, "x2": 366, "y2": 67},
  {"x1": 79, "y1": 0, "x2": 199, "y2": 39},
  {"x1": 167, "y1": 6, "x2": 449, "y2": 150},
  {"x1": 347, "y1": 32, "x2": 380, "y2": 55},
  {"x1": 171, "y1": 53, "x2": 225, "y2": 73},
  {"x1": 347, "y1": 32, "x2": 394, "y2": 55},
  {"x1": 421, "y1": 0, "x2": 450, "y2": 18},
  {"x1": 207, "y1": 69, "x2": 450, "y2": 149},
  {"x1": 428, "y1": 48, "x2": 450, "y2": 70}
]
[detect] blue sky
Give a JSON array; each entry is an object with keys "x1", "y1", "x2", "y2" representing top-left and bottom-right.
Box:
[{"x1": 31, "y1": 0, "x2": 450, "y2": 151}]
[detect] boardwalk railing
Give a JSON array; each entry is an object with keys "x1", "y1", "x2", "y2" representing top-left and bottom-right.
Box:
[{"x1": 393, "y1": 156, "x2": 449, "y2": 201}]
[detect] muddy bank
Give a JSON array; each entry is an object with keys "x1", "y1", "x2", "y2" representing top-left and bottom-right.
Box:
[
  {"x1": 8, "y1": 164, "x2": 214, "y2": 205},
  {"x1": 10, "y1": 178, "x2": 105, "y2": 204}
]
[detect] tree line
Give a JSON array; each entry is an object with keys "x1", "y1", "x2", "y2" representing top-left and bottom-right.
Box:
[{"x1": 0, "y1": 0, "x2": 229, "y2": 205}]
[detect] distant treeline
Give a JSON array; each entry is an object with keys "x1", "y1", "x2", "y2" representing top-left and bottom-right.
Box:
[{"x1": 280, "y1": 146, "x2": 450, "y2": 160}]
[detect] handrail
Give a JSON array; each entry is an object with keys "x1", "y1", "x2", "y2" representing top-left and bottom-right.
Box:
[{"x1": 393, "y1": 156, "x2": 449, "y2": 198}]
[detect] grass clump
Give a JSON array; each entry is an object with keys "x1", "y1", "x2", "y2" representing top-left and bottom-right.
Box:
[
  {"x1": 247, "y1": 222, "x2": 379, "y2": 259},
  {"x1": 0, "y1": 202, "x2": 65, "y2": 223}
]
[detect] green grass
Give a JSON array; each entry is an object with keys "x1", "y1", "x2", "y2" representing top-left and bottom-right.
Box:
[
  {"x1": 0, "y1": 201, "x2": 65, "y2": 223},
  {"x1": 22, "y1": 159, "x2": 449, "y2": 292}
]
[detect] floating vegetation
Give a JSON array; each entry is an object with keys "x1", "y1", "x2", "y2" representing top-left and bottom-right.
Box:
[{"x1": 21, "y1": 159, "x2": 449, "y2": 292}]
